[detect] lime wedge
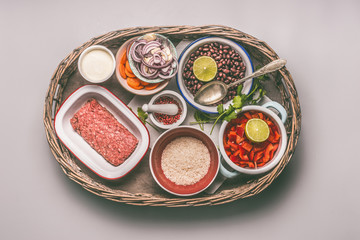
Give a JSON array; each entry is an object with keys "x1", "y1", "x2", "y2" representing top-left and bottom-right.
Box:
[
  {"x1": 193, "y1": 56, "x2": 217, "y2": 82},
  {"x1": 245, "y1": 118, "x2": 270, "y2": 143}
]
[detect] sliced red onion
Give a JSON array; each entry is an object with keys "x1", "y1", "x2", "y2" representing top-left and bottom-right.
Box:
[
  {"x1": 142, "y1": 41, "x2": 161, "y2": 55},
  {"x1": 154, "y1": 49, "x2": 168, "y2": 62},
  {"x1": 140, "y1": 64, "x2": 158, "y2": 78},
  {"x1": 161, "y1": 65, "x2": 170, "y2": 73},
  {"x1": 153, "y1": 54, "x2": 162, "y2": 64},
  {"x1": 129, "y1": 36, "x2": 178, "y2": 81},
  {"x1": 158, "y1": 58, "x2": 178, "y2": 79}
]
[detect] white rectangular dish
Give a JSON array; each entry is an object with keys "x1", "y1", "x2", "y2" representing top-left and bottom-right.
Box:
[{"x1": 54, "y1": 85, "x2": 150, "y2": 180}]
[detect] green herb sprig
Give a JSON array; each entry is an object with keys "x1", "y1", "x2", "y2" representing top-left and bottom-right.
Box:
[
  {"x1": 137, "y1": 107, "x2": 159, "y2": 130},
  {"x1": 192, "y1": 69, "x2": 268, "y2": 134}
]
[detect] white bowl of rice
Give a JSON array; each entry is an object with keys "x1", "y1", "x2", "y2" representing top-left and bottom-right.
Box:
[{"x1": 149, "y1": 126, "x2": 220, "y2": 196}]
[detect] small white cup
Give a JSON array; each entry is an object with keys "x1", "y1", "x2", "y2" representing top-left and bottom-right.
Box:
[{"x1": 78, "y1": 45, "x2": 116, "y2": 83}]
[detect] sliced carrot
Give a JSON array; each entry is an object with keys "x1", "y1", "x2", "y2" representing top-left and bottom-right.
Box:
[
  {"x1": 127, "y1": 77, "x2": 141, "y2": 88},
  {"x1": 140, "y1": 80, "x2": 149, "y2": 86},
  {"x1": 131, "y1": 84, "x2": 144, "y2": 90},
  {"x1": 125, "y1": 61, "x2": 132, "y2": 73},
  {"x1": 145, "y1": 82, "x2": 160, "y2": 90},
  {"x1": 120, "y1": 50, "x2": 127, "y2": 65},
  {"x1": 119, "y1": 63, "x2": 127, "y2": 79},
  {"x1": 125, "y1": 67, "x2": 136, "y2": 78}
]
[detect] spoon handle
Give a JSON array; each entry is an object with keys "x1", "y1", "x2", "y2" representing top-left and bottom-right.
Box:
[{"x1": 228, "y1": 59, "x2": 287, "y2": 88}]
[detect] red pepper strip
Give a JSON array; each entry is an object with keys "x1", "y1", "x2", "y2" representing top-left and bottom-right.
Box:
[
  {"x1": 241, "y1": 141, "x2": 253, "y2": 152},
  {"x1": 238, "y1": 146, "x2": 249, "y2": 161},
  {"x1": 244, "y1": 112, "x2": 252, "y2": 119},
  {"x1": 248, "y1": 162, "x2": 255, "y2": 168},
  {"x1": 263, "y1": 143, "x2": 274, "y2": 163},
  {"x1": 242, "y1": 155, "x2": 249, "y2": 161},
  {"x1": 258, "y1": 162, "x2": 266, "y2": 167},
  {"x1": 249, "y1": 150, "x2": 255, "y2": 161},
  {"x1": 236, "y1": 135, "x2": 245, "y2": 144},
  {"x1": 254, "y1": 151, "x2": 264, "y2": 162},
  {"x1": 228, "y1": 141, "x2": 238, "y2": 151},
  {"x1": 225, "y1": 150, "x2": 231, "y2": 156},
  {"x1": 231, "y1": 126, "x2": 235, "y2": 131},
  {"x1": 268, "y1": 130, "x2": 277, "y2": 143},
  {"x1": 252, "y1": 113, "x2": 259, "y2": 118},
  {"x1": 253, "y1": 142, "x2": 267, "y2": 152},
  {"x1": 270, "y1": 144, "x2": 279, "y2": 159},
  {"x1": 258, "y1": 112, "x2": 264, "y2": 120},
  {"x1": 233, "y1": 149, "x2": 241, "y2": 157},
  {"x1": 265, "y1": 120, "x2": 273, "y2": 126},
  {"x1": 224, "y1": 136, "x2": 230, "y2": 149},
  {"x1": 240, "y1": 118, "x2": 248, "y2": 124},
  {"x1": 274, "y1": 130, "x2": 281, "y2": 142},
  {"x1": 239, "y1": 162, "x2": 248, "y2": 168},
  {"x1": 230, "y1": 154, "x2": 240, "y2": 163},
  {"x1": 236, "y1": 125, "x2": 245, "y2": 137},
  {"x1": 228, "y1": 131, "x2": 237, "y2": 142}
]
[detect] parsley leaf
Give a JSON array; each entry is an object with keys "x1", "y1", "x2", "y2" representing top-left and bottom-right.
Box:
[
  {"x1": 137, "y1": 107, "x2": 148, "y2": 124},
  {"x1": 217, "y1": 104, "x2": 224, "y2": 114},
  {"x1": 137, "y1": 107, "x2": 158, "y2": 130},
  {"x1": 232, "y1": 96, "x2": 242, "y2": 109}
]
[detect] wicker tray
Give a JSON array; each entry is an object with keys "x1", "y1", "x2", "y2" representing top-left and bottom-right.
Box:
[{"x1": 43, "y1": 25, "x2": 301, "y2": 207}]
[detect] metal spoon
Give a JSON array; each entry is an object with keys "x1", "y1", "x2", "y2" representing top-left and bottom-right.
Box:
[{"x1": 194, "y1": 59, "x2": 287, "y2": 105}]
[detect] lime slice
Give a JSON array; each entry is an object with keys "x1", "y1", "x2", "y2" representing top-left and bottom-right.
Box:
[
  {"x1": 193, "y1": 56, "x2": 217, "y2": 82},
  {"x1": 245, "y1": 118, "x2": 270, "y2": 143}
]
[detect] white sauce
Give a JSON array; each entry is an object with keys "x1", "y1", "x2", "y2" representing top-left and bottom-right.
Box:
[{"x1": 80, "y1": 49, "x2": 114, "y2": 82}]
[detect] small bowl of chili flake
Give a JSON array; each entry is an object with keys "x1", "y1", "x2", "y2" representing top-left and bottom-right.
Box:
[
  {"x1": 218, "y1": 101, "x2": 288, "y2": 176},
  {"x1": 148, "y1": 90, "x2": 187, "y2": 130}
]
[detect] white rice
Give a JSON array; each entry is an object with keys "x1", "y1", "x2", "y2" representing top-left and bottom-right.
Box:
[{"x1": 161, "y1": 136, "x2": 211, "y2": 186}]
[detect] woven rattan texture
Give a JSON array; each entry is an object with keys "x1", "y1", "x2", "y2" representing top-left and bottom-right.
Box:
[{"x1": 44, "y1": 25, "x2": 301, "y2": 207}]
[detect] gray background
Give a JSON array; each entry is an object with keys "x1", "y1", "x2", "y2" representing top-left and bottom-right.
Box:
[{"x1": 1, "y1": 0, "x2": 359, "y2": 239}]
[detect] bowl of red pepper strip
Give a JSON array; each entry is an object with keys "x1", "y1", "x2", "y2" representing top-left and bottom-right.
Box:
[{"x1": 218, "y1": 101, "x2": 287, "y2": 176}]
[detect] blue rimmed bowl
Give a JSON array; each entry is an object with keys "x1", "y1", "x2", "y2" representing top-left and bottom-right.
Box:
[{"x1": 176, "y1": 37, "x2": 254, "y2": 114}]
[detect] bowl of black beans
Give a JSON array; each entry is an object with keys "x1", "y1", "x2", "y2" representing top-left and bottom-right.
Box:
[{"x1": 176, "y1": 37, "x2": 254, "y2": 114}]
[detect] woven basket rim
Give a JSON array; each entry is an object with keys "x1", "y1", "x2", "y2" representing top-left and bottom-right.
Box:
[{"x1": 43, "y1": 25, "x2": 301, "y2": 207}]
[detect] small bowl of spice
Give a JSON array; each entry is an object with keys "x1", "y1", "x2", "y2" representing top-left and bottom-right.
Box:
[
  {"x1": 150, "y1": 126, "x2": 220, "y2": 196},
  {"x1": 78, "y1": 45, "x2": 116, "y2": 83},
  {"x1": 146, "y1": 90, "x2": 187, "y2": 130}
]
